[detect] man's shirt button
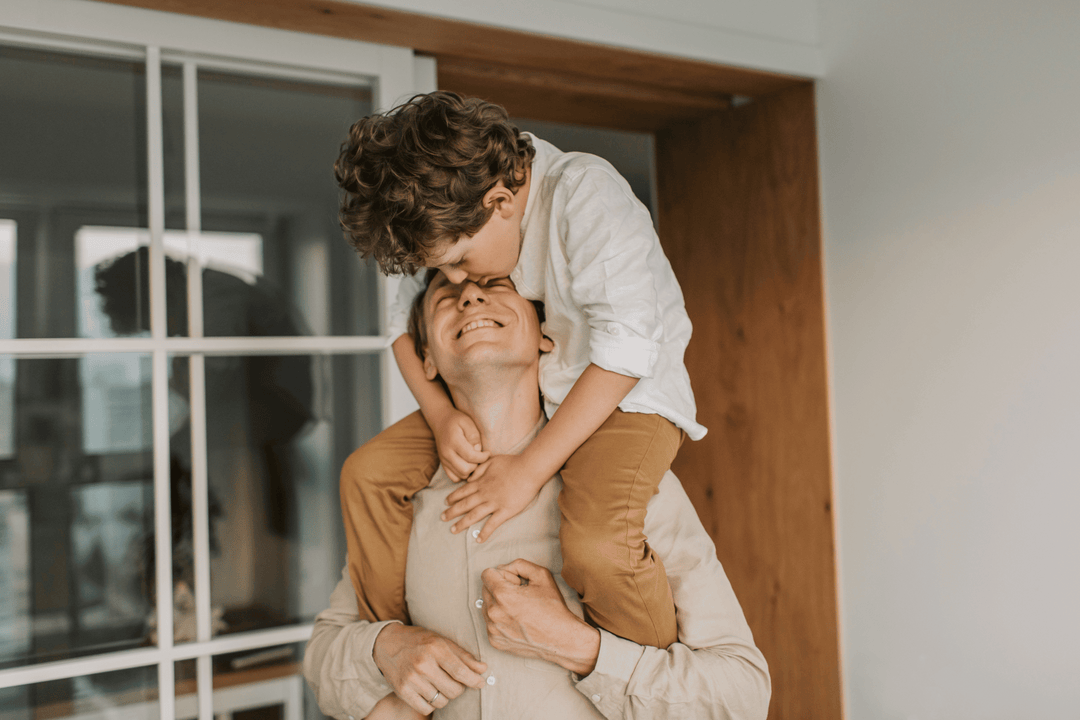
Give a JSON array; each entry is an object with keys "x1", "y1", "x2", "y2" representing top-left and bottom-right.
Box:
[
  {"x1": 472, "y1": 529, "x2": 480, "y2": 539},
  {"x1": 591, "y1": 694, "x2": 601, "y2": 703},
  {"x1": 475, "y1": 598, "x2": 484, "y2": 608},
  {"x1": 486, "y1": 675, "x2": 497, "y2": 686}
]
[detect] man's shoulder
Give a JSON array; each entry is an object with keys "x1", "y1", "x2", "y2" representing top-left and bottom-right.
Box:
[{"x1": 646, "y1": 471, "x2": 718, "y2": 567}]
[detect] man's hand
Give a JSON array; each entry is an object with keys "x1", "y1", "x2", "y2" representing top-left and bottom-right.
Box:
[
  {"x1": 442, "y1": 455, "x2": 548, "y2": 541},
  {"x1": 481, "y1": 559, "x2": 601, "y2": 676},
  {"x1": 372, "y1": 623, "x2": 488, "y2": 715},
  {"x1": 431, "y1": 407, "x2": 491, "y2": 481}
]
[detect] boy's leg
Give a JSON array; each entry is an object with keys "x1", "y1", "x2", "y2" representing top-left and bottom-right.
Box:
[
  {"x1": 558, "y1": 410, "x2": 685, "y2": 648},
  {"x1": 340, "y1": 410, "x2": 439, "y2": 624}
]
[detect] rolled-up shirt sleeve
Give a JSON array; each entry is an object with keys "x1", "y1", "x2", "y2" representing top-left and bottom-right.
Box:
[
  {"x1": 573, "y1": 473, "x2": 771, "y2": 720},
  {"x1": 385, "y1": 272, "x2": 427, "y2": 345},
  {"x1": 560, "y1": 167, "x2": 664, "y2": 379},
  {"x1": 303, "y1": 567, "x2": 401, "y2": 719}
]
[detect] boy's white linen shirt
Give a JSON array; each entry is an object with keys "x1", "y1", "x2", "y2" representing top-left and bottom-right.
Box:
[{"x1": 386, "y1": 135, "x2": 707, "y2": 441}]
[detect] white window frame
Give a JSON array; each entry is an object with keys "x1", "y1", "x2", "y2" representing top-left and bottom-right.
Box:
[{"x1": 0, "y1": 2, "x2": 433, "y2": 717}]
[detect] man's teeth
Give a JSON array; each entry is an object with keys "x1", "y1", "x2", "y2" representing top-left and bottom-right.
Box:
[{"x1": 459, "y1": 319, "x2": 500, "y2": 337}]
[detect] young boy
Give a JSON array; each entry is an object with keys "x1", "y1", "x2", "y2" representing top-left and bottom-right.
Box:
[{"x1": 336, "y1": 91, "x2": 706, "y2": 649}]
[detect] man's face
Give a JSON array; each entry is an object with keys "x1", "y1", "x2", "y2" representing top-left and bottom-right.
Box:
[{"x1": 421, "y1": 274, "x2": 550, "y2": 383}]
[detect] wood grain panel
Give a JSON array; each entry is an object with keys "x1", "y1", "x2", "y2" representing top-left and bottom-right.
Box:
[
  {"x1": 436, "y1": 55, "x2": 729, "y2": 132},
  {"x1": 96, "y1": 0, "x2": 802, "y2": 98},
  {"x1": 656, "y1": 84, "x2": 842, "y2": 720}
]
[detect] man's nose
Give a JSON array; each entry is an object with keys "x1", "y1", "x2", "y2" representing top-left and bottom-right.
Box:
[{"x1": 457, "y1": 282, "x2": 488, "y2": 309}]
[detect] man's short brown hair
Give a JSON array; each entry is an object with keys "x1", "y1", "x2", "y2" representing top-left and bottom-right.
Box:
[{"x1": 335, "y1": 91, "x2": 535, "y2": 276}]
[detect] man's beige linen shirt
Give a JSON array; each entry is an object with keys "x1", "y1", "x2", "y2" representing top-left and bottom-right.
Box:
[{"x1": 305, "y1": 422, "x2": 769, "y2": 720}]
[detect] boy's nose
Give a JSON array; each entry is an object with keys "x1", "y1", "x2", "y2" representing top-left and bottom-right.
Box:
[{"x1": 443, "y1": 266, "x2": 468, "y2": 284}]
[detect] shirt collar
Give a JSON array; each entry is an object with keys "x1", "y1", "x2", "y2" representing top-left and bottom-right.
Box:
[{"x1": 518, "y1": 132, "x2": 553, "y2": 238}]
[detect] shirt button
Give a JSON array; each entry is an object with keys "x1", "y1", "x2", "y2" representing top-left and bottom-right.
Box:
[
  {"x1": 475, "y1": 598, "x2": 484, "y2": 609},
  {"x1": 486, "y1": 675, "x2": 497, "y2": 686},
  {"x1": 471, "y1": 529, "x2": 480, "y2": 539},
  {"x1": 591, "y1": 694, "x2": 601, "y2": 703}
]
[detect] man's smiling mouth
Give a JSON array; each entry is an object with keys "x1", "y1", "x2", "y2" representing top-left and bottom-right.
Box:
[{"x1": 457, "y1": 319, "x2": 503, "y2": 338}]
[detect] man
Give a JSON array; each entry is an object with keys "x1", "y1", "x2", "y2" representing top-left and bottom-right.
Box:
[{"x1": 304, "y1": 273, "x2": 770, "y2": 719}]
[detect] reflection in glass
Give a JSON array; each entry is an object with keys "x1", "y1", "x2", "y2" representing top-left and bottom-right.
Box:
[
  {"x1": 197, "y1": 69, "x2": 379, "y2": 337},
  {"x1": 173, "y1": 644, "x2": 316, "y2": 720},
  {"x1": 0, "y1": 356, "x2": 158, "y2": 668},
  {"x1": 196, "y1": 354, "x2": 380, "y2": 635},
  {"x1": 86, "y1": 230, "x2": 266, "y2": 338},
  {"x1": 0, "y1": 665, "x2": 157, "y2": 720},
  {"x1": 212, "y1": 642, "x2": 311, "y2": 720},
  {"x1": 0, "y1": 45, "x2": 155, "y2": 340}
]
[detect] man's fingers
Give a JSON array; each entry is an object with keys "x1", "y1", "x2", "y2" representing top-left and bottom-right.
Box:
[
  {"x1": 451, "y1": 503, "x2": 494, "y2": 534},
  {"x1": 445, "y1": 646, "x2": 488, "y2": 687},
  {"x1": 442, "y1": 493, "x2": 483, "y2": 522},
  {"x1": 498, "y1": 558, "x2": 549, "y2": 583},
  {"x1": 399, "y1": 687, "x2": 437, "y2": 716}
]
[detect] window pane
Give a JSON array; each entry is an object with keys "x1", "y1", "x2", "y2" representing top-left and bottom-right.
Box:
[
  {"x1": 196, "y1": 70, "x2": 379, "y2": 337},
  {"x1": 199, "y1": 354, "x2": 380, "y2": 634},
  {"x1": 174, "y1": 643, "x2": 320, "y2": 720},
  {"x1": 0, "y1": 47, "x2": 185, "y2": 339},
  {"x1": 0, "y1": 665, "x2": 157, "y2": 720},
  {"x1": 0, "y1": 355, "x2": 157, "y2": 668}
]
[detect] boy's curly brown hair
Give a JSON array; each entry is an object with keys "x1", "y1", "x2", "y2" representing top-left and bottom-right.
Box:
[{"x1": 335, "y1": 91, "x2": 535, "y2": 276}]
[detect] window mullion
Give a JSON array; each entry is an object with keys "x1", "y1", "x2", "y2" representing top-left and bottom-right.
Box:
[
  {"x1": 183, "y1": 58, "x2": 216, "y2": 720},
  {"x1": 147, "y1": 44, "x2": 177, "y2": 720}
]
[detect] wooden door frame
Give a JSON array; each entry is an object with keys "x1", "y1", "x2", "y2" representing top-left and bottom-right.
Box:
[{"x1": 95, "y1": 3, "x2": 842, "y2": 717}]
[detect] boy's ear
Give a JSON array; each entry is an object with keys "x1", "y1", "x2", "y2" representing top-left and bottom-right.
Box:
[
  {"x1": 482, "y1": 182, "x2": 516, "y2": 218},
  {"x1": 539, "y1": 334, "x2": 554, "y2": 353},
  {"x1": 422, "y1": 351, "x2": 439, "y2": 381}
]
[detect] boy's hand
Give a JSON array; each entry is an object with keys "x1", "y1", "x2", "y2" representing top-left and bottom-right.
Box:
[
  {"x1": 431, "y1": 407, "x2": 491, "y2": 481},
  {"x1": 441, "y1": 454, "x2": 549, "y2": 542}
]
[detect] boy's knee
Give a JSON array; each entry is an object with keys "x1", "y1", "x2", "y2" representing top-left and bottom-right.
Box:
[{"x1": 339, "y1": 443, "x2": 394, "y2": 501}]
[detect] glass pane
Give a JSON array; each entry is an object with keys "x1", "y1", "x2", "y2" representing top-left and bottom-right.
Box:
[
  {"x1": 0, "y1": 665, "x2": 157, "y2": 720},
  {"x1": 0, "y1": 355, "x2": 158, "y2": 668},
  {"x1": 201, "y1": 354, "x2": 380, "y2": 634},
  {"x1": 196, "y1": 70, "x2": 379, "y2": 337},
  {"x1": 0, "y1": 46, "x2": 184, "y2": 340},
  {"x1": 175, "y1": 647, "x2": 322, "y2": 720}
]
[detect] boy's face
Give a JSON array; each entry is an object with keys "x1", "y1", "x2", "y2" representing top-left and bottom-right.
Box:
[
  {"x1": 423, "y1": 180, "x2": 526, "y2": 285},
  {"x1": 424, "y1": 212, "x2": 522, "y2": 286}
]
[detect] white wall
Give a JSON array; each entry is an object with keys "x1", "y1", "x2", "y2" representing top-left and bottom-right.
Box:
[
  {"x1": 344, "y1": 0, "x2": 824, "y2": 78},
  {"x1": 816, "y1": 1, "x2": 1080, "y2": 718}
]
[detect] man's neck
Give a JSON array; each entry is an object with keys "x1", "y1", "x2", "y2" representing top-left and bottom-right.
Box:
[{"x1": 447, "y1": 369, "x2": 542, "y2": 455}]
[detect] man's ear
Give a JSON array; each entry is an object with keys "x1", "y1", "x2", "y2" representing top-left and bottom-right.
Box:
[
  {"x1": 422, "y1": 351, "x2": 439, "y2": 381},
  {"x1": 539, "y1": 334, "x2": 554, "y2": 353},
  {"x1": 481, "y1": 182, "x2": 516, "y2": 219}
]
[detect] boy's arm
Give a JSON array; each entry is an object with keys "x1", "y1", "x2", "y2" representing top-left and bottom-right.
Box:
[
  {"x1": 392, "y1": 334, "x2": 489, "y2": 480},
  {"x1": 444, "y1": 363, "x2": 637, "y2": 540}
]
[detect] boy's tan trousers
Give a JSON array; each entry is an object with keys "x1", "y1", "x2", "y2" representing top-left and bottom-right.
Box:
[{"x1": 340, "y1": 408, "x2": 684, "y2": 648}]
